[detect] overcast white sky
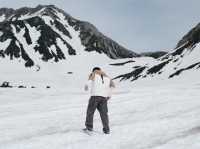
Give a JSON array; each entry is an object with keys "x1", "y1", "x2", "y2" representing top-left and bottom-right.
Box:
[{"x1": 0, "y1": 0, "x2": 200, "y2": 52}]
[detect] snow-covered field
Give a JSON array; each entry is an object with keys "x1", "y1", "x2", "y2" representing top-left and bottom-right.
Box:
[
  {"x1": 0, "y1": 78, "x2": 200, "y2": 149},
  {"x1": 1, "y1": 4, "x2": 200, "y2": 149}
]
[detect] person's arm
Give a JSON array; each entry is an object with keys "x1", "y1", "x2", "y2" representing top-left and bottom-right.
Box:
[
  {"x1": 106, "y1": 79, "x2": 115, "y2": 100},
  {"x1": 88, "y1": 72, "x2": 95, "y2": 81},
  {"x1": 84, "y1": 80, "x2": 92, "y2": 91},
  {"x1": 99, "y1": 70, "x2": 108, "y2": 77},
  {"x1": 84, "y1": 73, "x2": 95, "y2": 91},
  {"x1": 110, "y1": 80, "x2": 115, "y2": 88}
]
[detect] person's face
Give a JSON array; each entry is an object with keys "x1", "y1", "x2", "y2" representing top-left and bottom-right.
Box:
[{"x1": 94, "y1": 69, "x2": 102, "y2": 74}]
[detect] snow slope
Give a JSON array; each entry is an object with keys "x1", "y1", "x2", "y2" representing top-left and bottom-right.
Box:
[
  {"x1": 112, "y1": 22, "x2": 200, "y2": 82},
  {"x1": 0, "y1": 78, "x2": 200, "y2": 149},
  {"x1": 114, "y1": 40, "x2": 200, "y2": 82},
  {"x1": 0, "y1": 5, "x2": 200, "y2": 149}
]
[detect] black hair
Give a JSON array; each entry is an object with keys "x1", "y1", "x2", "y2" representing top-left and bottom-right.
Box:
[
  {"x1": 92, "y1": 67, "x2": 104, "y2": 84},
  {"x1": 92, "y1": 67, "x2": 101, "y2": 72}
]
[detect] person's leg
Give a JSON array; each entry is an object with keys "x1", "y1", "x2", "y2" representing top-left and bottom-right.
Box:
[
  {"x1": 97, "y1": 98, "x2": 110, "y2": 133},
  {"x1": 85, "y1": 96, "x2": 98, "y2": 130}
]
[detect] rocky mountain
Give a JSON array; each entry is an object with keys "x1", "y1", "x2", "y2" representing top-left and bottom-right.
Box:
[
  {"x1": 0, "y1": 5, "x2": 138, "y2": 68},
  {"x1": 113, "y1": 23, "x2": 200, "y2": 81},
  {"x1": 1, "y1": 5, "x2": 199, "y2": 88},
  {"x1": 140, "y1": 51, "x2": 167, "y2": 59}
]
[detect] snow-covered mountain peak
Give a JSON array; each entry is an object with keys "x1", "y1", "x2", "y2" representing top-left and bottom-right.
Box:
[
  {"x1": 0, "y1": 5, "x2": 137, "y2": 69},
  {"x1": 0, "y1": 5, "x2": 199, "y2": 88},
  {"x1": 0, "y1": 5, "x2": 70, "y2": 21}
]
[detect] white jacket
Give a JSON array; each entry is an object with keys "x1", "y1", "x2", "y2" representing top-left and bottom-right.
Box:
[{"x1": 86, "y1": 74, "x2": 112, "y2": 98}]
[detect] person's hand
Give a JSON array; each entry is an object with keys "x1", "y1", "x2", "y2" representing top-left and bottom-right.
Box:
[
  {"x1": 100, "y1": 70, "x2": 107, "y2": 76},
  {"x1": 94, "y1": 70, "x2": 99, "y2": 74},
  {"x1": 110, "y1": 80, "x2": 115, "y2": 88},
  {"x1": 84, "y1": 85, "x2": 89, "y2": 91},
  {"x1": 89, "y1": 72, "x2": 95, "y2": 80},
  {"x1": 106, "y1": 97, "x2": 111, "y2": 100}
]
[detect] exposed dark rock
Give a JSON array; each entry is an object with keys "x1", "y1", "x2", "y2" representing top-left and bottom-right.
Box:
[
  {"x1": 0, "y1": 81, "x2": 12, "y2": 88},
  {"x1": 147, "y1": 60, "x2": 170, "y2": 75},
  {"x1": 110, "y1": 60, "x2": 135, "y2": 66},
  {"x1": 54, "y1": 19, "x2": 71, "y2": 38},
  {"x1": 18, "y1": 85, "x2": 26, "y2": 88},
  {"x1": 19, "y1": 42, "x2": 34, "y2": 67},
  {"x1": 0, "y1": 8, "x2": 14, "y2": 20},
  {"x1": 140, "y1": 51, "x2": 167, "y2": 59},
  {"x1": 169, "y1": 62, "x2": 200, "y2": 78},
  {"x1": 23, "y1": 25, "x2": 32, "y2": 45},
  {"x1": 133, "y1": 66, "x2": 141, "y2": 69},
  {"x1": 0, "y1": 15, "x2": 77, "y2": 66},
  {"x1": 114, "y1": 66, "x2": 146, "y2": 81},
  {"x1": 177, "y1": 23, "x2": 200, "y2": 48},
  {"x1": 77, "y1": 21, "x2": 138, "y2": 59},
  {"x1": 172, "y1": 41, "x2": 191, "y2": 57},
  {"x1": 4, "y1": 39, "x2": 21, "y2": 60},
  {"x1": 0, "y1": 22, "x2": 34, "y2": 67},
  {"x1": 0, "y1": 50, "x2": 5, "y2": 57},
  {"x1": 173, "y1": 59, "x2": 179, "y2": 63}
]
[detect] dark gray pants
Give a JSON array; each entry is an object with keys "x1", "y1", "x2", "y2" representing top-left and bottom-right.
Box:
[{"x1": 85, "y1": 96, "x2": 109, "y2": 132}]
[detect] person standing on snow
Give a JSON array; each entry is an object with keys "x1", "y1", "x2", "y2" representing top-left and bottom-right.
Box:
[{"x1": 83, "y1": 67, "x2": 115, "y2": 134}]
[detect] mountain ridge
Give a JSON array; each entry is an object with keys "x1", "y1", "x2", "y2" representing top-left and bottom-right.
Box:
[
  {"x1": 0, "y1": 5, "x2": 138, "y2": 68},
  {"x1": 113, "y1": 22, "x2": 200, "y2": 82}
]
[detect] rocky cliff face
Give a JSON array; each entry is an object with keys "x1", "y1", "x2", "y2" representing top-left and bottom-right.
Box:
[
  {"x1": 176, "y1": 23, "x2": 200, "y2": 48},
  {"x1": 140, "y1": 51, "x2": 167, "y2": 59}
]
